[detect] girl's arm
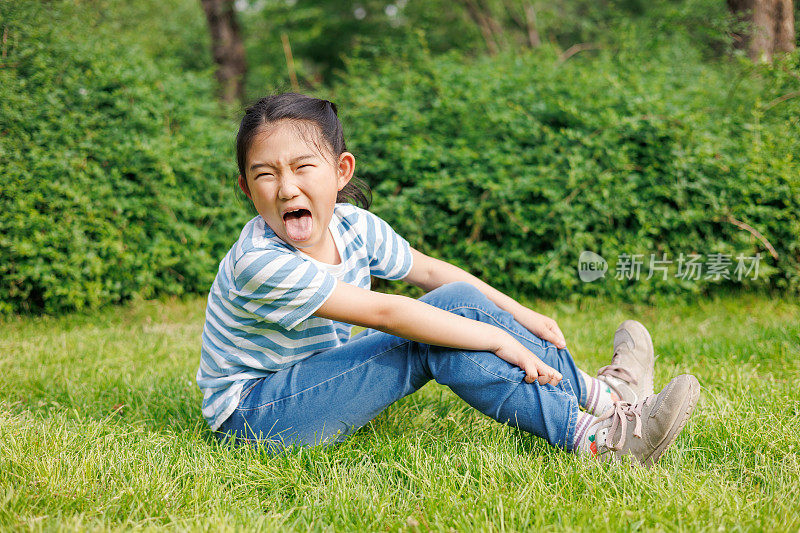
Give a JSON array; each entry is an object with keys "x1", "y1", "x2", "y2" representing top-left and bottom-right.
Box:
[
  {"x1": 313, "y1": 280, "x2": 563, "y2": 386},
  {"x1": 402, "y1": 248, "x2": 567, "y2": 350}
]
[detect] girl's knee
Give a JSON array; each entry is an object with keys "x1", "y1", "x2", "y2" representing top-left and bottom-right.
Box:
[{"x1": 421, "y1": 281, "x2": 487, "y2": 306}]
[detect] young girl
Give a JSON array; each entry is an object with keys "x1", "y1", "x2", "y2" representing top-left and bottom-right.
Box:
[{"x1": 197, "y1": 92, "x2": 700, "y2": 465}]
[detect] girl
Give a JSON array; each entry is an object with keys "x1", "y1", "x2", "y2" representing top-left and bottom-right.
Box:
[{"x1": 197, "y1": 92, "x2": 700, "y2": 465}]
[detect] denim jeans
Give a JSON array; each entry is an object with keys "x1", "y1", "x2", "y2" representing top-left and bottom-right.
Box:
[{"x1": 217, "y1": 281, "x2": 586, "y2": 452}]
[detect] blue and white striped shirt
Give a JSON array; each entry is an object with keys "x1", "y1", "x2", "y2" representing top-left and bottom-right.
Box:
[{"x1": 197, "y1": 202, "x2": 414, "y2": 431}]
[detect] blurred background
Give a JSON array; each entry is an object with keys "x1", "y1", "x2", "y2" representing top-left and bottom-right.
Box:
[{"x1": 1, "y1": 0, "x2": 798, "y2": 315}]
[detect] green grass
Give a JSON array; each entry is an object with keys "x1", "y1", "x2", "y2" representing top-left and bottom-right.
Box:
[{"x1": 1, "y1": 291, "x2": 799, "y2": 531}]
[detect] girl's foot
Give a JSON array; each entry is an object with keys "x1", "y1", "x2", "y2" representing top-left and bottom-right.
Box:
[
  {"x1": 581, "y1": 374, "x2": 700, "y2": 467},
  {"x1": 596, "y1": 320, "x2": 655, "y2": 405}
]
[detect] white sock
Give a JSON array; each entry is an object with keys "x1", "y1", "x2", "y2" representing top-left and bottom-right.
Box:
[
  {"x1": 578, "y1": 369, "x2": 620, "y2": 417},
  {"x1": 572, "y1": 410, "x2": 611, "y2": 457},
  {"x1": 572, "y1": 411, "x2": 598, "y2": 454}
]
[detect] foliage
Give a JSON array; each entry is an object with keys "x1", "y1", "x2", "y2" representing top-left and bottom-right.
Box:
[
  {"x1": 98, "y1": 0, "x2": 214, "y2": 73},
  {"x1": 335, "y1": 35, "x2": 800, "y2": 300},
  {"x1": 240, "y1": 0, "x2": 739, "y2": 92},
  {"x1": 0, "y1": 0, "x2": 248, "y2": 314},
  {"x1": 240, "y1": 0, "x2": 485, "y2": 95},
  {"x1": 2, "y1": 0, "x2": 798, "y2": 315}
]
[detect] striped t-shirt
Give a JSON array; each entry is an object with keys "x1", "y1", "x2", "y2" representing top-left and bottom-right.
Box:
[{"x1": 196, "y1": 202, "x2": 414, "y2": 431}]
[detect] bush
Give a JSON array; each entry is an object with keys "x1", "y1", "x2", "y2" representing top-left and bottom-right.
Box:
[
  {"x1": 0, "y1": 1, "x2": 248, "y2": 314},
  {"x1": 2, "y1": 0, "x2": 798, "y2": 315},
  {"x1": 335, "y1": 36, "x2": 800, "y2": 300}
]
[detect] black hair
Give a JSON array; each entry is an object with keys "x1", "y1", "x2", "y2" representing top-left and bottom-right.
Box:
[{"x1": 235, "y1": 92, "x2": 371, "y2": 209}]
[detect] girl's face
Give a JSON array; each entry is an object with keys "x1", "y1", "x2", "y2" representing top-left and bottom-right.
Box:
[{"x1": 239, "y1": 120, "x2": 354, "y2": 259}]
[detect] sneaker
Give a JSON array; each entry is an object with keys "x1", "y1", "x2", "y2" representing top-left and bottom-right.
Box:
[
  {"x1": 588, "y1": 374, "x2": 700, "y2": 467},
  {"x1": 597, "y1": 320, "x2": 655, "y2": 404}
]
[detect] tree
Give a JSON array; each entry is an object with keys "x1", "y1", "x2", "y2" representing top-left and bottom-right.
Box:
[
  {"x1": 727, "y1": 0, "x2": 796, "y2": 62},
  {"x1": 200, "y1": 0, "x2": 247, "y2": 103}
]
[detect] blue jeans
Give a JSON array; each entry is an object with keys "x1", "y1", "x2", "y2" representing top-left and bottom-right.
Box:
[{"x1": 217, "y1": 282, "x2": 586, "y2": 452}]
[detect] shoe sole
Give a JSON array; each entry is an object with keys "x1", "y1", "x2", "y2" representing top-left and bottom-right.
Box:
[
  {"x1": 641, "y1": 375, "x2": 700, "y2": 467},
  {"x1": 616, "y1": 320, "x2": 654, "y2": 367},
  {"x1": 605, "y1": 320, "x2": 655, "y2": 401},
  {"x1": 633, "y1": 321, "x2": 655, "y2": 398},
  {"x1": 616, "y1": 320, "x2": 653, "y2": 349}
]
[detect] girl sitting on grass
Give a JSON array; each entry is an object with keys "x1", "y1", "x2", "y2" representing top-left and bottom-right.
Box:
[{"x1": 197, "y1": 92, "x2": 700, "y2": 465}]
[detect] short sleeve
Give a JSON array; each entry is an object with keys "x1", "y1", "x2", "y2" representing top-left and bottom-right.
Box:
[
  {"x1": 360, "y1": 209, "x2": 414, "y2": 280},
  {"x1": 230, "y1": 248, "x2": 337, "y2": 330}
]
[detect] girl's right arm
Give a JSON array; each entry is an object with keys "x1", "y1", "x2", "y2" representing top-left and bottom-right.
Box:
[{"x1": 313, "y1": 280, "x2": 562, "y2": 386}]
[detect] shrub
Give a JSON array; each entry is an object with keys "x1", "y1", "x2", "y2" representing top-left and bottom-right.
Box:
[
  {"x1": 0, "y1": 1, "x2": 248, "y2": 314},
  {"x1": 2, "y1": 0, "x2": 798, "y2": 315},
  {"x1": 335, "y1": 37, "x2": 800, "y2": 300}
]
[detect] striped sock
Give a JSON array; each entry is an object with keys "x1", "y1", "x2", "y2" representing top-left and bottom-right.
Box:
[
  {"x1": 578, "y1": 369, "x2": 619, "y2": 417},
  {"x1": 571, "y1": 411, "x2": 598, "y2": 453}
]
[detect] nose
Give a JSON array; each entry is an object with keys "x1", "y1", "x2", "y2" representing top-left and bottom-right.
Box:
[{"x1": 277, "y1": 174, "x2": 301, "y2": 200}]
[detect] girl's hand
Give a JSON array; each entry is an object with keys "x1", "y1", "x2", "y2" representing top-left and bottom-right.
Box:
[
  {"x1": 518, "y1": 309, "x2": 567, "y2": 349},
  {"x1": 493, "y1": 332, "x2": 563, "y2": 386}
]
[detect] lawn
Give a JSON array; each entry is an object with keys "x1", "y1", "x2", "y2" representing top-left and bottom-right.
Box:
[{"x1": 1, "y1": 291, "x2": 798, "y2": 531}]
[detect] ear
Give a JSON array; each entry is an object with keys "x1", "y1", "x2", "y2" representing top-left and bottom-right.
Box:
[
  {"x1": 238, "y1": 174, "x2": 252, "y2": 200},
  {"x1": 336, "y1": 152, "x2": 355, "y2": 191}
]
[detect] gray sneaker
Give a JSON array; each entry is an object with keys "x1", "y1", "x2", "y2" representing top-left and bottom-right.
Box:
[
  {"x1": 597, "y1": 320, "x2": 655, "y2": 405},
  {"x1": 588, "y1": 374, "x2": 700, "y2": 467}
]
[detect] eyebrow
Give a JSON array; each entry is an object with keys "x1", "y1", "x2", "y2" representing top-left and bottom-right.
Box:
[{"x1": 250, "y1": 154, "x2": 316, "y2": 172}]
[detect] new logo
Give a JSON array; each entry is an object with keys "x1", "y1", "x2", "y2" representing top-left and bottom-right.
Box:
[{"x1": 578, "y1": 251, "x2": 607, "y2": 282}]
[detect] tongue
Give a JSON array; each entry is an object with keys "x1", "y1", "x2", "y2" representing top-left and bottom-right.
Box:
[{"x1": 284, "y1": 211, "x2": 312, "y2": 241}]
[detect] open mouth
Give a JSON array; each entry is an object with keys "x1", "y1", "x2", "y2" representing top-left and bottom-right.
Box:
[
  {"x1": 283, "y1": 208, "x2": 311, "y2": 221},
  {"x1": 282, "y1": 208, "x2": 313, "y2": 241}
]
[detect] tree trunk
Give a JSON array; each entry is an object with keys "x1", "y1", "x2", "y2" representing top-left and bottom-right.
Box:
[
  {"x1": 773, "y1": 0, "x2": 796, "y2": 53},
  {"x1": 200, "y1": 0, "x2": 247, "y2": 104},
  {"x1": 727, "y1": 0, "x2": 796, "y2": 62}
]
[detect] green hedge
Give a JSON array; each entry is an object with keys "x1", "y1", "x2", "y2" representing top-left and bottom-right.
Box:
[
  {"x1": 336, "y1": 37, "x2": 800, "y2": 300},
  {"x1": 2, "y1": 0, "x2": 798, "y2": 315},
  {"x1": 0, "y1": 1, "x2": 248, "y2": 314}
]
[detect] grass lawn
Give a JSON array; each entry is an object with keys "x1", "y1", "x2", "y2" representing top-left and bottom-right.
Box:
[{"x1": 1, "y1": 291, "x2": 799, "y2": 531}]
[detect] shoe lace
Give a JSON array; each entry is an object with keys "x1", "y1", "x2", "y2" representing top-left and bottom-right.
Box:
[
  {"x1": 597, "y1": 351, "x2": 637, "y2": 385},
  {"x1": 590, "y1": 396, "x2": 653, "y2": 451}
]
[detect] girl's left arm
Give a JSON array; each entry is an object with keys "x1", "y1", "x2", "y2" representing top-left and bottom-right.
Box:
[{"x1": 403, "y1": 247, "x2": 567, "y2": 349}]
